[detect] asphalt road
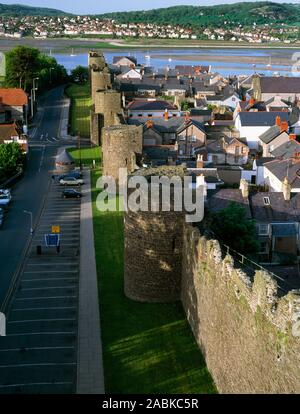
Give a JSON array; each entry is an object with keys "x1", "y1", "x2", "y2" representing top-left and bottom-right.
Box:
[{"x1": 0, "y1": 86, "x2": 74, "y2": 307}]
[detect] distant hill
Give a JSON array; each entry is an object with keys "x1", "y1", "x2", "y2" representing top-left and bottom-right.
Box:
[
  {"x1": 0, "y1": 3, "x2": 70, "y2": 16},
  {"x1": 100, "y1": 2, "x2": 300, "y2": 27}
]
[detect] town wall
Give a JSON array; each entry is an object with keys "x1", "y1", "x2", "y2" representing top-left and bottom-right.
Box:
[{"x1": 181, "y1": 223, "x2": 300, "y2": 393}]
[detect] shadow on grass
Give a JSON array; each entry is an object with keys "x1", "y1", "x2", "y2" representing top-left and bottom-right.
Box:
[{"x1": 91, "y1": 169, "x2": 217, "y2": 394}]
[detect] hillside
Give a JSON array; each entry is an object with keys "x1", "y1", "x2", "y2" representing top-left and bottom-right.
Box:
[
  {"x1": 0, "y1": 3, "x2": 70, "y2": 16},
  {"x1": 100, "y1": 2, "x2": 300, "y2": 28}
]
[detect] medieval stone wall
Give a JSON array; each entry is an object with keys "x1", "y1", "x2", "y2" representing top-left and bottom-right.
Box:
[
  {"x1": 181, "y1": 223, "x2": 300, "y2": 393},
  {"x1": 102, "y1": 124, "x2": 143, "y2": 179}
]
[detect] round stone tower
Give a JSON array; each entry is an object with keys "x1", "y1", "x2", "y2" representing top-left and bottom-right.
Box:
[
  {"x1": 94, "y1": 89, "x2": 122, "y2": 129},
  {"x1": 102, "y1": 124, "x2": 143, "y2": 180},
  {"x1": 124, "y1": 166, "x2": 187, "y2": 303}
]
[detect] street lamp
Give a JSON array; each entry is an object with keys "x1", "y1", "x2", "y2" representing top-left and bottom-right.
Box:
[
  {"x1": 49, "y1": 67, "x2": 55, "y2": 84},
  {"x1": 23, "y1": 210, "x2": 33, "y2": 235},
  {"x1": 30, "y1": 77, "x2": 39, "y2": 118}
]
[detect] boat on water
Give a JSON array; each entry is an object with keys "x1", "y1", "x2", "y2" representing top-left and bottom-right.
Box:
[
  {"x1": 70, "y1": 48, "x2": 76, "y2": 57},
  {"x1": 168, "y1": 58, "x2": 172, "y2": 62},
  {"x1": 266, "y1": 56, "x2": 272, "y2": 68}
]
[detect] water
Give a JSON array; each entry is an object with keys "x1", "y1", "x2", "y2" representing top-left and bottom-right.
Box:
[{"x1": 53, "y1": 48, "x2": 298, "y2": 77}]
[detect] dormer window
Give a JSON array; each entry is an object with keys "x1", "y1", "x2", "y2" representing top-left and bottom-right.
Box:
[
  {"x1": 258, "y1": 224, "x2": 269, "y2": 236},
  {"x1": 263, "y1": 197, "x2": 270, "y2": 206}
]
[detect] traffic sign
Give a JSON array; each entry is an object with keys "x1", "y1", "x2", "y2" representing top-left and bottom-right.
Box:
[
  {"x1": 45, "y1": 233, "x2": 60, "y2": 247},
  {"x1": 52, "y1": 225, "x2": 61, "y2": 234}
]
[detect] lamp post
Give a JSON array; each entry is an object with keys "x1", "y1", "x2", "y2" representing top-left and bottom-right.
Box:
[
  {"x1": 78, "y1": 131, "x2": 82, "y2": 171},
  {"x1": 23, "y1": 210, "x2": 33, "y2": 235},
  {"x1": 30, "y1": 77, "x2": 39, "y2": 118},
  {"x1": 49, "y1": 67, "x2": 55, "y2": 84}
]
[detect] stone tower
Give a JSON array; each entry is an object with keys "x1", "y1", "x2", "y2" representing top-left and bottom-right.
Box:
[
  {"x1": 102, "y1": 124, "x2": 143, "y2": 180},
  {"x1": 124, "y1": 166, "x2": 188, "y2": 303}
]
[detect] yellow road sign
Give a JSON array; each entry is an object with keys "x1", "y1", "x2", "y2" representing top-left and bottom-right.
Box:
[{"x1": 51, "y1": 225, "x2": 61, "y2": 234}]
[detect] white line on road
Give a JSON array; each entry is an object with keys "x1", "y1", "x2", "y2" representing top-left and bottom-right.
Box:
[
  {"x1": 40, "y1": 134, "x2": 44, "y2": 140},
  {"x1": 15, "y1": 296, "x2": 77, "y2": 301},
  {"x1": 0, "y1": 346, "x2": 75, "y2": 353},
  {"x1": 6, "y1": 331, "x2": 76, "y2": 336},
  {"x1": 38, "y1": 145, "x2": 46, "y2": 173},
  {"x1": 0, "y1": 382, "x2": 73, "y2": 389},
  {"x1": 12, "y1": 307, "x2": 77, "y2": 312},
  {"x1": 0, "y1": 362, "x2": 76, "y2": 368},
  {"x1": 8, "y1": 318, "x2": 76, "y2": 323}
]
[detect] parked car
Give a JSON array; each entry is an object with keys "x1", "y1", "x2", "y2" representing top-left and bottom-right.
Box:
[
  {"x1": 0, "y1": 208, "x2": 5, "y2": 227},
  {"x1": 62, "y1": 189, "x2": 82, "y2": 199},
  {"x1": 59, "y1": 177, "x2": 84, "y2": 186},
  {"x1": 0, "y1": 189, "x2": 11, "y2": 206},
  {"x1": 58, "y1": 170, "x2": 82, "y2": 180}
]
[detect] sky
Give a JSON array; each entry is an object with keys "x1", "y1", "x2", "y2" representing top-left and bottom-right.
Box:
[{"x1": 0, "y1": 0, "x2": 299, "y2": 14}]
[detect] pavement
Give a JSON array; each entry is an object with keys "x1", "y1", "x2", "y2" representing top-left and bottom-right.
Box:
[{"x1": 77, "y1": 170, "x2": 105, "y2": 394}]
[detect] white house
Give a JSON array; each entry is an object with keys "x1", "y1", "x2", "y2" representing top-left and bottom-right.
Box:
[{"x1": 234, "y1": 111, "x2": 290, "y2": 150}]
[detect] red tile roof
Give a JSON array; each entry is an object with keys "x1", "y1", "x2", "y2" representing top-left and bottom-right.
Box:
[
  {"x1": 0, "y1": 88, "x2": 28, "y2": 106},
  {"x1": 0, "y1": 123, "x2": 22, "y2": 143}
]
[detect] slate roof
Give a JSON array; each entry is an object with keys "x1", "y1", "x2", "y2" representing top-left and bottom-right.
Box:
[
  {"x1": 190, "y1": 108, "x2": 212, "y2": 117},
  {"x1": 128, "y1": 100, "x2": 177, "y2": 111},
  {"x1": 254, "y1": 157, "x2": 274, "y2": 167},
  {"x1": 259, "y1": 125, "x2": 285, "y2": 144},
  {"x1": 207, "y1": 189, "x2": 252, "y2": 218},
  {"x1": 188, "y1": 168, "x2": 223, "y2": 184},
  {"x1": 237, "y1": 111, "x2": 289, "y2": 127},
  {"x1": 250, "y1": 192, "x2": 300, "y2": 222},
  {"x1": 260, "y1": 76, "x2": 300, "y2": 94},
  {"x1": 264, "y1": 159, "x2": 300, "y2": 190},
  {"x1": 129, "y1": 117, "x2": 205, "y2": 135},
  {"x1": 270, "y1": 140, "x2": 300, "y2": 159},
  {"x1": 143, "y1": 145, "x2": 177, "y2": 161}
]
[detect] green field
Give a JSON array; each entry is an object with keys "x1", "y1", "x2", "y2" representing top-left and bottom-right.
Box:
[
  {"x1": 65, "y1": 83, "x2": 92, "y2": 137},
  {"x1": 68, "y1": 146, "x2": 102, "y2": 169},
  {"x1": 88, "y1": 165, "x2": 216, "y2": 394}
]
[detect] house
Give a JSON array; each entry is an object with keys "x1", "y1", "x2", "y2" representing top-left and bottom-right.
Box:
[
  {"x1": 250, "y1": 190, "x2": 300, "y2": 262},
  {"x1": 117, "y1": 68, "x2": 142, "y2": 80},
  {"x1": 188, "y1": 167, "x2": 224, "y2": 191},
  {"x1": 253, "y1": 75, "x2": 300, "y2": 102},
  {"x1": 175, "y1": 65, "x2": 211, "y2": 76},
  {"x1": 176, "y1": 118, "x2": 206, "y2": 158},
  {"x1": 207, "y1": 186, "x2": 252, "y2": 218},
  {"x1": 0, "y1": 88, "x2": 28, "y2": 123},
  {"x1": 263, "y1": 158, "x2": 300, "y2": 193},
  {"x1": 196, "y1": 136, "x2": 249, "y2": 166},
  {"x1": 264, "y1": 95, "x2": 290, "y2": 112},
  {"x1": 234, "y1": 111, "x2": 290, "y2": 150},
  {"x1": 258, "y1": 118, "x2": 290, "y2": 157},
  {"x1": 0, "y1": 122, "x2": 28, "y2": 152},
  {"x1": 252, "y1": 157, "x2": 274, "y2": 185},
  {"x1": 112, "y1": 56, "x2": 137, "y2": 67},
  {"x1": 206, "y1": 91, "x2": 241, "y2": 109},
  {"x1": 127, "y1": 100, "x2": 180, "y2": 119},
  {"x1": 270, "y1": 139, "x2": 300, "y2": 160}
]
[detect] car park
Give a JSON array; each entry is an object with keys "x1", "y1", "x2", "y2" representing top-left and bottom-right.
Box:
[
  {"x1": 59, "y1": 176, "x2": 84, "y2": 186},
  {"x1": 62, "y1": 188, "x2": 82, "y2": 199},
  {"x1": 58, "y1": 170, "x2": 82, "y2": 180}
]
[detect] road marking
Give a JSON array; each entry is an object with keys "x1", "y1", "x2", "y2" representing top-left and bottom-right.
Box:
[
  {"x1": 26, "y1": 264, "x2": 77, "y2": 267},
  {"x1": 6, "y1": 331, "x2": 76, "y2": 336},
  {"x1": 0, "y1": 362, "x2": 76, "y2": 368},
  {"x1": 8, "y1": 318, "x2": 76, "y2": 323},
  {"x1": 23, "y1": 271, "x2": 78, "y2": 274},
  {"x1": 38, "y1": 145, "x2": 45, "y2": 173},
  {"x1": 0, "y1": 382, "x2": 73, "y2": 389},
  {"x1": 19, "y1": 287, "x2": 76, "y2": 291},
  {"x1": 15, "y1": 296, "x2": 77, "y2": 301},
  {"x1": 11, "y1": 307, "x2": 77, "y2": 311},
  {"x1": 45, "y1": 133, "x2": 48, "y2": 139},
  {"x1": 40, "y1": 134, "x2": 44, "y2": 140},
  {"x1": 0, "y1": 346, "x2": 75, "y2": 353}
]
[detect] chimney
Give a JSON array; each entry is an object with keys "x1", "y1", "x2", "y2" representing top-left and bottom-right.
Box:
[
  {"x1": 282, "y1": 176, "x2": 291, "y2": 201},
  {"x1": 275, "y1": 115, "x2": 281, "y2": 127},
  {"x1": 164, "y1": 109, "x2": 169, "y2": 120},
  {"x1": 239, "y1": 178, "x2": 249, "y2": 199},
  {"x1": 249, "y1": 96, "x2": 255, "y2": 106},
  {"x1": 280, "y1": 121, "x2": 289, "y2": 133},
  {"x1": 152, "y1": 72, "x2": 156, "y2": 80},
  {"x1": 185, "y1": 111, "x2": 190, "y2": 123},
  {"x1": 196, "y1": 174, "x2": 207, "y2": 198},
  {"x1": 146, "y1": 120, "x2": 153, "y2": 129},
  {"x1": 290, "y1": 134, "x2": 297, "y2": 140},
  {"x1": 196, "y1": 154, "x2": 204, "y2": 169}
]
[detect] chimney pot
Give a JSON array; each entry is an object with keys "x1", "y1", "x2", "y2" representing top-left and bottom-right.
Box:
[
  {"x1": 239, "y1": 178, "x2": 249, "y2": 199},
  {"x1": 290, "y1": 134, "x2": 297, "y2": 140},
  {"x1": 275, "y1": 115, "x2": 281, "y2": 127}
]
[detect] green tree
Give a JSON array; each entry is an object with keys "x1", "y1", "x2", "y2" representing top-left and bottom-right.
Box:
[
  {"x1": 71, "y1": 66, "x2": 89, "y2": 84},
  {"x1": 5, "y1": 46, "x2": 68, "y2": 93},
  {"x1": 0, "y1": 142, "x2": 24, "y2": 179},
  {"x1": 210, "y1": 202, "x2": 259, "y2": 254}
]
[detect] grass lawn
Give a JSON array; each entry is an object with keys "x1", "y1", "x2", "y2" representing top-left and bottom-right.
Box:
[
  {"x1": 65, "y1": 83, "x2": 92, "y2": 138},
  {"x1": 68, "y1": 146, "x2": 102, "y2": 169},
  {"x1": 89, "y1": 166, "x2": 217, "y2": 394}
]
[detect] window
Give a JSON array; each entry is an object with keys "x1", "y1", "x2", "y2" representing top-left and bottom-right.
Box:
[
  {"x1": 258, "y1": 224, "x2": 269, "y2": 236},
  {"x1": 148, "y1": 114, "x2": 153, "y2": 117},
  {"x1": 263, "y1": 197, "x2": 270, "y2": 206},
  {"x1": 138, "y1": 114, "x2": 143, "y2": 117},
  {"x1": 259, "y1": 242, "x2": 269, "y2": 254}
]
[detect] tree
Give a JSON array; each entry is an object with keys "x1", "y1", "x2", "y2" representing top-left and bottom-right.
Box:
[
  {"x1": 71, "y1": 66, "x2": 89, "y2": 84},
  {"x1": 5, "y1": 46, "x2": 68, "y2": 93},
  {"x1": 210, "y1": 202, "x2": 259, "y2": 254},
  {"x1": 0, "y1": 142, "x2": 24, "y2": 180}
]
